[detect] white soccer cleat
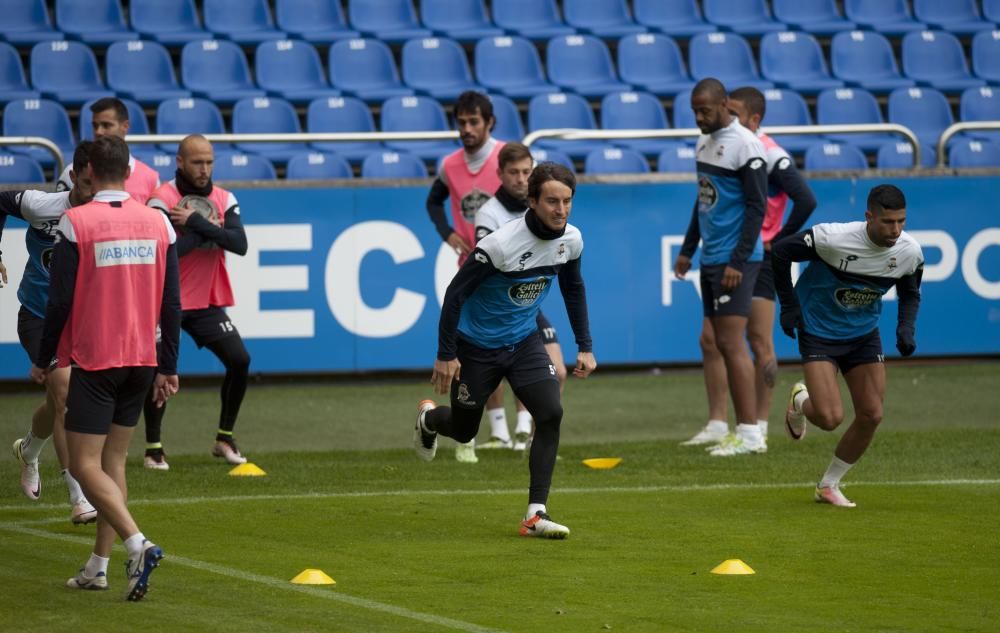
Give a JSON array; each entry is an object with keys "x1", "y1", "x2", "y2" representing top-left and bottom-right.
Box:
[
  {"x1": 519, "y1": 511, "x2": 570, "y2": 539},
  {"x1": 815, "y1": 485, "x2": 856, "y2": 508},
  {"x1": 125, "y1": 540, "x2": 164, "y2": 602},
  {"x1": 708, "y1": 435, "x2": 767, "y2": 456},
  {"x1": 66, "y1": 569, "x2": 108, "y2": 591},
  {"x1": 413, "y1": 400, "x2": 438, "y2": 462},
  {"x1": 512, "y1": 430, "x2": 531, "y2": 452},
  {"x1": 681, "y1": 424, "x2": 730, "y2": 446},
  {"x1": 785, "y1": 382, "x2": 809, "y2": 441},
  {"x1": 12, "y1": 438, "x2": 41, "y2": 500},
  {"x1": 212, "y1": 439, "x2": 247, "y2": 465},
  {"x1": 454, "y1": 440, "x2": 478, "y2": 464},
  {"x1": 71, "y1": 499, "x2": 98, "y2": 525}
]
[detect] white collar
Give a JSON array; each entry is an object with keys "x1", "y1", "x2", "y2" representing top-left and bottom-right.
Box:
[{"x1": 94, "y1": 190, "x2": 131, "y2": 202}]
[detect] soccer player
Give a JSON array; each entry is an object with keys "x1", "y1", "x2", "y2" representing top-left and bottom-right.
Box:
[
  {"x1": 4, "y1": 142, "x2": 98, "y2": 524},
  {"x1": 684, "y1": 86, "x2": 817, "y2": 450},
  {"x1": 474, "y1": 143, "x2": 568, "y2": 449},
  {"x1": 31, "y1": 135, "x2": 180, "y2": 599},
  {"x1": 426, "y1": 91, "x2": 506, "y2": 463},
  {"x1": 145, "y1": 135, "x2": 250, "y2": 467},
  {"x1": 773, "y1": 184, "x2": 923, "y2": 507},
  {"x1": 673, "y1": 78, "x2": 768, "y2": 456},
  {"x1": 414, "y1": 163, "x2": 596, "y2": 538}
]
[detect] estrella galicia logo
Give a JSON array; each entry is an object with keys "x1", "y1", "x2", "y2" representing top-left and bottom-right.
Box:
[
  {"x1": 834, "y1": 287, "x2": 881, "y2": 310},
  {"x1": 517, "y1": 251, "x2": 533, "y2": 271},
  {"x1": 697, "y1": 175, "x2": 718, "y2": 212},
  {"x1": 460, "y1": 189, "x2": 491, "y2": 222},
  {"x1": 508, "y1": 277, "x2": 549, "y2": 306}
]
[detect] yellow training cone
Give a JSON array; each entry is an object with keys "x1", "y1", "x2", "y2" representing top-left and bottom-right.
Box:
[
  {"x1": 710, "y1": 559, "x2": 756, "y2": 575},
  {"x1": 582, "y1": 457, "x2": 622, "y2": 469},
  {"x1": 291, "y1": 569, "x2": 336, "y2": 585},
  {"x1": 228, "y1": 462, "x2": 266, "y2": 476}
]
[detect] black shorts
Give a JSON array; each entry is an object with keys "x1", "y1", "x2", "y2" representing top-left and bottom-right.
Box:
[
  {"x1": 452, "y1": 332, "x2": 558, "y2": 411},
  {"x1": 65, "y1": 366, "x2": 156, "y2": 435},
  {"x1": 799, "y1": 328, "x2": 884, "y2": 375},
  {"x1": 752, "y1": 252, "x2": 775, "y2": 301},
  {"x1": 182, "y1": 306, "x2": 241, "y2": 348},
  {"x1": 17, "y1": 306, "x2": 44, "y2": 365},
  {"x1": 700, "y1": 262, "x2": 761, "y2": 318},
  {"x1": 536, "y1": 311, "x2": 558, "y2": 345}
]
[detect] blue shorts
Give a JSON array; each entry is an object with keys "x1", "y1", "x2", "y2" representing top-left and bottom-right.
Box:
[
  {"x1": 799, "y1": 328, "x2": 884, "y2": 374},
  {"x1": 700, "y1": 262, "x2": 761, "y2": 318}
]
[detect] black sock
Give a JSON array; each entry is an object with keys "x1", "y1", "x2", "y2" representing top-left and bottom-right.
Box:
[
  {"x1": 513, "y1": 380, "x2": 563, "y2": 506},
  {"x1": 143, "y1": 385, "x2": 165, "y2": 446},
  {"x1": 205, "y1": 336, "x2": 251, "y2": 434}
]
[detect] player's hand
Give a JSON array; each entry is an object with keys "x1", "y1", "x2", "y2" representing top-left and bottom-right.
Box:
[
  {"x1": 0, "y1": 260, "x2": 7, "y2": 287},
  {"x1": 30, "y1": 365, "x2": 47, "y2": 385},
  {"x1": 446, "y1": 232, "x2": 471, "y2": 258},
  {"x1": 780, "y1": 305, "x2": 803, "y2": 339},
  {"x1": 430, "y1": 358, "x2": 461, "y2": 395},
  {"x1": 896, "y1": 325, "x2": 916, "y2": 357},
  {"x1": 573, "y1": 352, "x2": 596, "y2": 379},
  {"x1": 721, "y1": 266, "x2": 743, "y2": 290},
  {"x1": 673, "y1": 255, "x2": 692, "y2": 280},
  {"x1": 168, "y1": 203, "x2": 195, "y2": 227},
  {"x1": 152, "y1": 373, "x2": 180, "y2": 407}
]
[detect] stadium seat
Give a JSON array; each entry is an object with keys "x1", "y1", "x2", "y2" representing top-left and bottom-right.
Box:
[
  {"x1": 986, "y1": 0, "x2": 1000, "y2": 23},
  {"x1": 632, "y1": 0, "x2": 715, "y2": 38},
  {"x1": 671, "y1": 88, "x2": 697, "y2": 130},
  {"x1": 132, "y1": 149, "x2": 176, "y2": 181},
  {"x1": 380, "y1": 95, "x2": 458, "y2": 161},
  {"x1": 960, "y1": 87, "x2": 1000, "y2": 143},
  {"x1": 804, "y1": 143, "x2": 868, "y2": 170},
  {"x1": 760, "y1": 89, "x2": 824, "y2": 154},
  {"x1": 971, "y1": 30, "x2": 1000, "y2": 84},
  {"x1": 759, "y1": 32, "x2": 844, "y2": 95},
  {"x1": 617, "y1": 33, "x2": 694, "y2": 97},
  {"x1": 657, "y1": 142, "x2": 697, "y2": 172},
  {"x1": 563, "y1": 0, "x2": 646, "y2": 38},
  {"x1": 30, "y1": 41, "x2": 111, "y2": 105},
  {"x1": 844, "y1": 0, "x2": 927, "y2": 36},
  {"x1": 106, "y1": 41, "x2": 191, "y2": 104},
  {"x1": 212, "y1": 150, "x2": 277, "y2": 180},
  {"x1": 527, "y1": 92, "x2": 606, "y2": 159},
  {"x1": 156, "y1": 97, "x2": 227, "y2": 153},
  {"x1": 79, "y1": 97, "x2": 148, "y2": 141},
  {"x1": 2, "y1": 99, "x2": 75, "y2": 167},
  {"x1": 286, "y1": 151, "x2": 353, "y2": 180},
  {"x1": 347, "y1": 0, "x2": 431, "y2": 44},
  {"x1": 232, "y1": 97, "x2": 309, "y2": 164},
  {"x1": 361, "y1": 150, "x2": 428, "y2": 179},
  {"x1": 830, "y1": 31, "x2": 916, "y2": 94},
  {"x1": 328, "y1": 39, "x2": 415, "y2": 102},
  {"x1": 275, "y1": 0, "x2": 360, "y2": 44},
  {"x1": 0, "y1": 42, "x2": 41, "y2": 103},
  {"x1": 474, "y1": 36, "x2": 558, "y2": 100},
  {"x1": 584, "y1": 146, "x2": 649, "y2": 174},
  {"x1": 401, "y1": 37, "x2": 482, "y2": 101},
  {"x1": 703, "y1": 0, "x2": 786, "y2": 36},
  {"x1": 181, "y1": 40, "x2": 266, "y2": 105},
  {"x1": 0, "y1": 153, "x2": 45, "y2": 184},
  {"x1": 876, "y1": 141, "x2": 935, "y2": 168},
  {"x1": 902, "y1": 31, "x2": 986, "y2": 93},
  {"x1": 546, "y1": 35, "x2": 632, "y2": 98},
  {"x1": 948, "y1": 139, "x2": 1000, "y2": 168},
  {"x1": 203, "y1": 0, "x2": 287, "y2": 45},
  {"x1": 772, "y1": 0, "x2": 856, "y2": 35},
  {"x1": 421, "y1": 0, "x2": 501, "y2": 42},
  {"x1": 55, "y1": 0, "x2": 137, "y2": 45},
  {"x1": 492, "y1": 0, "x2": 573, "y2": 41},
  {"x1": 888, "y1": 87, "x2": 954, "y2": 148},
  {"x1": 0, "y1": 0, "x2": 62, "y2": 45},
  {"x1": 816, "y1": 88, "x2": 891, "y2": 151},
  {"x1": 255, "y1": 40, "x2": 341, "y2": 104},
  {"x1": 688, "y1": 33, "x2": 774, "y2": 91},
  {"x1": 913, "y1": 0, "x2": 994, "y2": 36},
  {"x1": 307, "y1": 96, "x2": 384, "y2": 162},
  {"x1": 529, "y1": 147, "x2": 575, "y2": 172},
  {"x1": 601, "y1": 91, "x2": 674, "y2": 156},
  {"x1": 130, "y1": 0, "x2": 211, "y2": 46},
  {"x1": 488, "y1": 94, "x2": 525, "y2": 142}
]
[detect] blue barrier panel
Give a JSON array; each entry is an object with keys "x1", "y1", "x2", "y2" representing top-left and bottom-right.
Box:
[{"x1": 0, "y1": 175, "x2": 996, "y2": 379}]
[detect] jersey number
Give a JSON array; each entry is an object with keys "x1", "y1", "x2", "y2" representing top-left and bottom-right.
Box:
[{"x1": 218, "y1": 320, "x2": 235, "y2": 333}]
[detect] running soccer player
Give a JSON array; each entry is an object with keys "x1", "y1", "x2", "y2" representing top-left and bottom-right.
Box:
[
  {"x1": 773, "y1": 184, "x2": 923, "y2": 507},
  {"x1": 414, "y1": 163, "x2": 596, "y2": 538}
]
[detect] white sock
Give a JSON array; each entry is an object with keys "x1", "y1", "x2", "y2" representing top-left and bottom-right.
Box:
[
  {"x1": 706, "y1": 419, "x2": 729, "y2": 434},
  {"x1": 819, "y1": 456, "x2": 854, "y2": 489},
  {"x1": 794, "y1": 389, "x2": 809, "y2": 413},
  {"x1": 515, "y1": 410, "x2": 533, "y2": 436},
  {"x1": 757, "y1": 420, "x2": 769, "y2": 437},
  {"x1": 123, "y1": 533, "x2": 147, "y2": 560},
  {"x1": 487, "y1": 408, "x2": 510, "y2": 442},
  {"x1": 63, "y1": 469, "x2": 85, "y2": 505},
  {"x1": 20, "y1": 431, "x2": 47, "y2": 462},
  {"x1": 526, "y1": 503, "x2": 546, "y2": 519},
  {"x1": 737, "y1": 422, "x2": 764, "y2": 445},
  {"x1": 84, "y1": 553, "x2": 110, "y2": 577}
]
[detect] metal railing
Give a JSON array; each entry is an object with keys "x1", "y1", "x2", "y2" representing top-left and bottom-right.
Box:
[
  {"x1": 0, "y1": 137, "x2": 67, "y2": 174},
  {"x1": 936, "y1": 122, "x2": 1000, "y2": 168}
]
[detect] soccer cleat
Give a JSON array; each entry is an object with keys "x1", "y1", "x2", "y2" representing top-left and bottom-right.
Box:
[
  {"x1": 815, "y1": 485, "x2": 856, "y2": 508},
  {"x1": 519, "y1": 511, "x2": 570, "y2": 539},
  {"x1": 681, "y1": 424, "x2": 730, "y2": 446},
  {"x1": 71, "y1": 499, "x2": 98, "y2": 525},
  {"x1": 704, "y1": 432, "x2": 738, "y2": 452},
  {"x1": 12, "y1": 438, "x2": 41, "y2": 500},
  {"x1": 144, "y1": 449, "x2": 169, "y2": 471},
  {"x1": 512, "y1": 431, "x2": 531, "y2": 452},
  {"x1": 708, "y1": 435, "x2": 767, "y2": 456},
  {"x1": 413, "y1": 400, "x2": 438, "y2": 462},
  {"x1": 125, "y1": 540, "x2": 163, "y2": 602},
  {"x1": 785, "y1": 382, "x2": 809, "y2": 441},
  {"x1": 66, "y1": 569, "x2": 108, "y2": 591},
  {"x1": 211, "y1": 439, "x2": 247, "y2": 465},
  {"x1": 454, "y1": 440, "x2": 478, "y2": 464},
  {"x1": 478, "y1": 437, "x2": 513, "y2": 450}
]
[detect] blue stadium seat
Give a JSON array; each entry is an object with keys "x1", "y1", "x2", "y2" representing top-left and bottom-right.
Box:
[
  {"x1": 617, "y1": 33, "x2": 694, "y2": 97},
  {"x1": 488, "y1": 94, "x2": 525, "y2": 142},
  {"x1": 688, "y1": 33, "x2": 774, "y2": 91},
  {"x1": 960, "y1": 86, "x2": 1000, "y2": 143},
  {"x1": 876, "y1": 141, "x2": 935, "y2": 168},
  {"x1": 527, "y1": 92, "x2": 606, "y2": 159},
  {"x1": 156, "y1": 97, "x2": 227, "y2": 153},
  {"x1": 986, "y1": 0, "x2": 1000, "y2": 23},
  {"x1": 760, "y1": 89, "x2": 824, "y2": 153},
  {"x1": 401, "y1": 37, "x2": 482, "y2": 101},
  {"x1": 181, "y1": 40, "x2": 266, "y2": 105},
  {"x1": 972, "y1": 30, "x2": 1000, "y2": 83},
  {"x1": 831, "y1": 30, "x2": 916, "y2": 93},
  {"x1": 275, "y1": 0, "x2": 360, "y2": 44},
  {"x1": 759, "y1": 32, "x2": 844, "y2": 95},
  {"x1": 804, "y1": 143, "x2": 868, "y2": 170},
  {"x1": 55, "y1": 0, "x2": 137, "y2": 45},
  {"x1": 307, "y1": 96, "x2": 384, "y2": 162},
  {"x1": 632, "y1": 0, "x2": 714, "y2": 38},
  {"x1": 546, "y1": 35, "x2": 632, "y2": 98},
  {"x1": 212, "y1": 150, "x2": 277, "y2": 180},
  {"x1": 30, "y1": 41, "x2": 110, "y2": 105},
  {"x1": 348, "y1": 0, "x2": 431, "y2": 44},
  {"x1": 772, "y1": 0, "x2": 856, "y2": 35},
  {"x1": 888, "y1": 87, "x2": 953, "y2": 147},
  {"x1": 0, "y1": 42, "x2": 40, "y2": 103},
  {"x1": 585, "y1": 147, "x2": 649, "y2": 174},
  {"x1": 563, "y1": 0, "x2": 646, "y2": 38},
  {"x1": 816, "y1": 87, "x2": 891, "y2": 151},
  {"x1": 203, "y1": 0, "x2": 287, "y2": 45},
  {"x1": 421, "y1": 0, "x2": 501, "y2": 42},
  {"x1": 703, "y1": 0, "x2": 786, "y2": 36},
  {"x1": 0, "y1": 0, "x2": 62, "y2": 45},
  {"x1": 130, "y1": 0, "x2": 211, "y2": 46},
  {"x1": 0, "y1": 153, "x2": 45, "y2": 183},
  {"x1": 529, "y1": 147, "x2": 575, "y2": 172},
  {"x1": 492, "y1": 0, "x2": 573, "y2": 41},
  {"x1": 131, "y1": 149, "x2": 176, "y2": 181},
  {"x1": 657, "y1": 142, "x2": 697, "y2": 172},
  {"x1": 913, "y1": 0, "x2": 994, "y2": 36},
  {"x1": 474, "y1": 36, "x2": 558, "y2": 100},
  {"x1": 844, "y1": 0, "x2": 926, "y2": 36},
  {"x1": 106, "y1": 41, "x2": 191, "y2": 104},
  {"x1": 361, "y1": 150, "x2": 428, "y2": 178},
  {"x1": 286, "y1": 151, "x2": 353, "y2": 180},
  {"x1": 328, "y1": 38, "x2": 415, "y2": 102},
  {"x1": 948, "y1": 139, "x2": 1000, "y2": 168},
  {"x1": 671, "y1": 88, "x2": 697, "y2": 129},
  {"x1": 902, "y1": 31, "x2": 986, "y2": 93},
  {"x1": 2, "y1": 99, "x2": 75, "y2": 167},
  {"x1": 601, "y1": 91, "x2": 674, "y2": 156},
  {"x1": 255, "y1": 40, "x2": 341, "y2": 104},
  {"x1": 79, "y1": 97, "x2": 148, "y2": 141},
  {"x1": 380, "y1": 95, "x2": 458, "y2": 161},
  {"x1": 232, "y1": 97, "x2": 309, "y2": 164}
]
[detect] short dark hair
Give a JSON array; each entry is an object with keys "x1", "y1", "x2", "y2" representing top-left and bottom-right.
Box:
[
  {"x1": 89, "y1": 97, "x2": 129, "y2": 123},
  {"x1": 72, "y1": 140, "x2": 94, "y2": 175},
  {"x1": 498, "y1": 142, "x2": 532, "y2": 169},
  {"x1": 453, "y1": 91, "x2": 494, "y2": 124},
  {"x1": 528, "y1": 162, "x2": 575, "y2": 201},
  {"x1": 87, "y1": 136, "x2": 130, "y2": 182},
  {"x1": 729, "y1": 86, "x2": 766, "y2": 120},
  {"x1": 867, "y1": 184, "x2": 906, "y2": 214},
  {"x1": 692, "y1": 78, "x2": 727, "y2": 102}
]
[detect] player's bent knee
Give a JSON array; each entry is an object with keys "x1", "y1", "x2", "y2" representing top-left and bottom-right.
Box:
[
  {"x1": 856, "y1": 407, "x2": 883, "y2": 426},
  {"x1": 812, "y1": 408, "x2": 844, "y2": 431}
]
